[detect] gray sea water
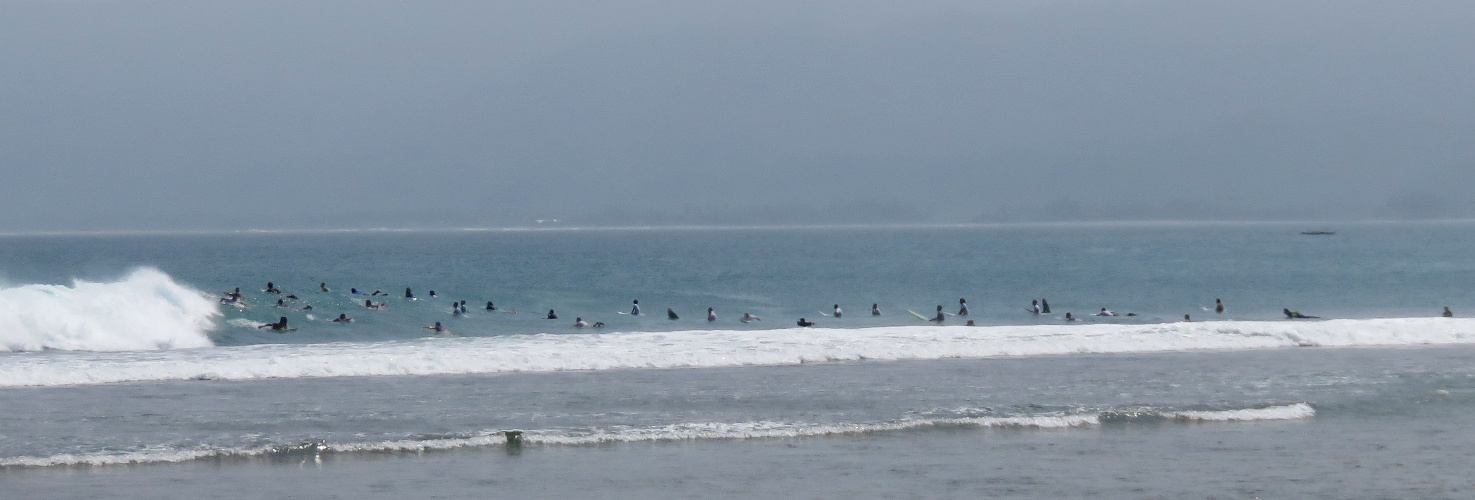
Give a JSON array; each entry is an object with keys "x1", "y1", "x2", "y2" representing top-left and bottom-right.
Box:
[{"x1": 3, "y1": 222, "x2": 1475, "y2": 498}]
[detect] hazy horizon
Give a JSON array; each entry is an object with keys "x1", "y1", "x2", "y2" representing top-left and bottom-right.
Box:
[{"x1": 3, "y1": 0, "x2": 1471, "y2": 231}]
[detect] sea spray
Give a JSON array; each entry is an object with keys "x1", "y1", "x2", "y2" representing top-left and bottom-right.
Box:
[{"x1": 0, "y1": 268, "x2": 217, "y2": 352}]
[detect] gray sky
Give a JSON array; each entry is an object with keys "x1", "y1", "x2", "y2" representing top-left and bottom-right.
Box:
[{"x1": 2, "y1": 0, "x2": 1473, "y2": 230}]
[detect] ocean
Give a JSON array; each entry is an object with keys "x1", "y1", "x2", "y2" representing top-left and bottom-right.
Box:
[{"x1": 3, "y1": 222, "x2": 1475, "y2": 498}]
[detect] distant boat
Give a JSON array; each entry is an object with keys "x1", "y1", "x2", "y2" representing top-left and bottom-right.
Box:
[{"x1": 1300, "y1": 229, "x2": 1336, "y2": 235}]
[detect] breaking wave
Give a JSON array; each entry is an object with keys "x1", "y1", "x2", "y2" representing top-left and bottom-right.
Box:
[
  {"x1": 0, "y1": 268, "x2": 217, "y2": 352},
  {"x1": 0, "y1": 404, "x2": 1311, "y2": 468}
]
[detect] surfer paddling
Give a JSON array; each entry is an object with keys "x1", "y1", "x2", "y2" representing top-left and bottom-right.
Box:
[
  {"x1": 796, "y1": 318, "x2": 815, "y2": 327},
  {"x1": 1283, "y1": 308, "x2": 1318, "y2": 319},
  {"x1": 741, "y1": 312, "x2": 763, "y2": 323},
  {"x1": 258, "y1": 317, "x2": 290, "y2": 331}
]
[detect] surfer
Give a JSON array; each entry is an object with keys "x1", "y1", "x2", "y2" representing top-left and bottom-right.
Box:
[
  {"x1": 285, "y1": 294, "x2": 299, "y2": 300},
  {"x1": 265, "y1": 282, "x2": 281, "y2": 294},
  {"x1": 351, "y1": 288, "x2": 362, "y2": 295},
  {"x1": 832, "y1": 304, "x2": 842, "y2": 318},
  {"x1": 707, "y1": 307, "x2": 717, "y2": 322},
  {"x1": 797, "y1": 318, "x2": 815, "y2": 327},
  {"x1": 1184, "y1": 314, "x2": 1192, "y2": 322},
  {"x1": 425, "y1": 321, "x2": 446, "y2": 333},
  {"x1": 958, "y1": 298, "x2": 969, "y2": 316},
  {"x1": 258, "y1": 317, "x2": 289, "y2": 331},
  {"x1": 275, "y1": 299, "x2": 287, "y2": 308},
  {"x1": 965, "y1": 319, "x2": 975, "y2": 326},
  {"x1": 1031, "y1": 300, "x2": 1041, "y2": 315},
  {"x1": 371, "y1": 290, "x2": 385, "y2": 296},
  {"x1": 1283, "y1": 308, "x2": 1318, "y2": 319},
  {"x1": 320, "y1": 282, "x2": 330, "y2": 292},
  {"x1": 1041, "y1": 299, "x2": 1051, "y2": 314},
  {"x1": 429, "y1": 290, "x2": 438, "y2": 298},
  {"x1": 452, "y1": 303, "x2": 463, "y2": 316},
  {"x1": 931, "y1": 305, "x2": 945, "y2": 323},
  {"x1": 486, "y1": 301, "x2": 496, "y2": 311},
  {"x1": 741, "y1": 312, "x2": 763, "y2": 323},
  {"x1": 667, "y1": 308, "x2": 679, "y2": 320},
  {"x1": 546, "y1": 309, "x2": 558, "y2": 320},
  {"x1": 1096, "y1": 308, "x2": 1116, "y2": 317},
  {"x1": 1065, "y1": 312, "x2": 1077, "y2": 322},
  {"x1": 332, "y1": 313, "x2": 352, "y2": 323},
  {"x1": 1444, "y1": 306, "x2": 1454, "y2": 317},
  {"x1": 871, "y1": 303, "x2": 881, "y2": 316},
  {"x1": 364, "y1": 299, "x2": 386, "y2": 310},
  {"x1": 1215, "y1": 298, "x2": 1225, "y2": 314},
  {"x1": 574, "y1": 317, "x2": 589, "y2": 328},
  {"x1": 631, "y1": 300, "x2": 641, "y2": 315},
  {"x1": 405, "y1": 288, "x2": 414, "y2": 299}
]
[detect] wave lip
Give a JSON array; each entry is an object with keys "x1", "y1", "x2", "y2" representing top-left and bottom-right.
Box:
[{"x1": 0, "y1": 268, "x2": 218, "y2": 352}]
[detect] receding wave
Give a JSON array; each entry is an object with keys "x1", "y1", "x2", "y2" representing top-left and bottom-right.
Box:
[
  {"x1": 0, "y1": 404, "x2": 1310, "y2": 469},
  {"x1": 2, "y1": 318, "x2": 1474, "y2": 387},
  {"x1": 0, "y1": 268, "x2": 217, "y2": 352}
]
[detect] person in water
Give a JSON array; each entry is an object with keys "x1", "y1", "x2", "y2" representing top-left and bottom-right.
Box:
[
  {"x1": 797, "y1": 318, "x2": 815, "y2": 327},
  {"x1": 429, "y1": 290, "x2": 438, "y2": 298},
  {"x1": 486, "y1": 301, "x2": 496, "y2": 311},
  {"x1": 958, "y1": 298, "x2": 969, "y2": 316},
  {"x1": 1065, "y1": 312, "x2": 1077, "y2": 322},
  {"x1": 258, "y1": 317, "x2": 289, "y2": 330},
  {"x1": 547, "y1": 309, "x2": 558, "y2": 320},
  {"x1": 574, "y1": 317, "x2": 588, "y2": 328},
  {"x1": 931, "y1": 305, "x2": 945, "y2": 323},
  {"x1": 1096, "y1": 308, "x2": 1116, "y2": 317},
  {"x1": 707, "y1": 307, "x2": 717, "y2": 322},
  {"x1": 1444, "y1": 306, "x2": 1454, "y2": 318},
  {"x1": 1283, "y1": 308, "x2": 1318, "y2": 319},
  {"x1": 871, "y1": 303, "x2": 881, "y2": 316},
  {"x1": 741, "y1": 312, "x2": 763, "y2": 323},
  {"x1": 1041, "y1": 299, "x2": 1051, "y2": 314},
  {"x1": 631, "y1": 300, "x2": 641, "y2": 315},
  {"x1": 405, "y1": 288, "x2": 414, "y2": 299},
  {"x1": 332, "y1": 313, "x2": 352, "y2": 323},
  {"x1": 667, "y1": 308, "x2": 679, "y2": 320},
  {"x1": 832, "y1": 305, "x2": 842, "y2": 318},
  {"x1": 1184, "y1": 314, "x2": 1192, "y2": 322},
  {"x1": 1215, "y1": 298, "x2": 1225, "y2": 314},
  {"x1": 1031, "y1": 300, "x2": 1041, "y2": 315},
  {"x1": 425, "y1": 321, "x2": 446, "y2": 333},
  {"x1": 452, "y1": 303, "x2": 463, "y2": 316},
  {"x1": 320, "y1": 282, "x2": 330, "y2": 292}
]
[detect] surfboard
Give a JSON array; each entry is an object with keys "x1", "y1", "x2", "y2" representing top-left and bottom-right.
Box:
[{"x1": 907, "y1": 310, "x2": 930, "y2": 321}]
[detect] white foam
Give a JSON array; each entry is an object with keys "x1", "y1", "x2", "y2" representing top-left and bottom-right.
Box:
[
  {"x1": 1, "y1": 318, "x2": 1473, "y2": 387},
  {"x1": 0, "y1": 268, "x2": 218, "y2": 352},
  {"x1": 1169, "y1": 403, "x2": 1315, "y2": 422}
]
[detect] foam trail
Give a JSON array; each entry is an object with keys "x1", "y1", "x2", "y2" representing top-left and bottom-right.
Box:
[
  {"x1": 2, "y1": 318, "x2": 1474, "y2": 387},
  {"x1": 0, "y1": 268, "x2": 217, "y2": 352},
  {"x1": 0, "y1": 404, "x2": 1307, "y2": 468}
]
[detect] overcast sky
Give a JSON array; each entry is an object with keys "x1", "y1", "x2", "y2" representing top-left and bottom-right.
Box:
[{"x1": 2, "y1": 0, "x2": 1472, "y2": 230}]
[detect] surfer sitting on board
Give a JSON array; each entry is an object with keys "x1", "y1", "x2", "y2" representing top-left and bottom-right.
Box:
[
  {"x1": 797, "y1": 318, "x2": 816, "y2": 327},
  {"x1": 958, "y1": 298, "x2": 969, "y2": 316},
  {"x1": 872, "y1": 303, "x2": 881, "y2": 316},
  {"x1": 667, "y1": 308, "x2": 679, "y2": 320},
  {"x1": 631, "y1": 300, "x2": 641, "y2": 315},
  {"x1": 708, "y1": 307, "x2": 717, "y2": 322},
  {"x1": 1215, "y1": 298, "x2": 1225, "y2": 314},
  {"x1": 832, "y1": 304, "x2": 842, "y2": 318},
  {"x1": 1443, "y1": 306, "x2": 1453, "y2": 317},
  {"x1": 486, "y1": 301, "x2": 496, "y2": 311},
  {"x1": 546, "y1": 309, "x2": 558, "y2": 320}
]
